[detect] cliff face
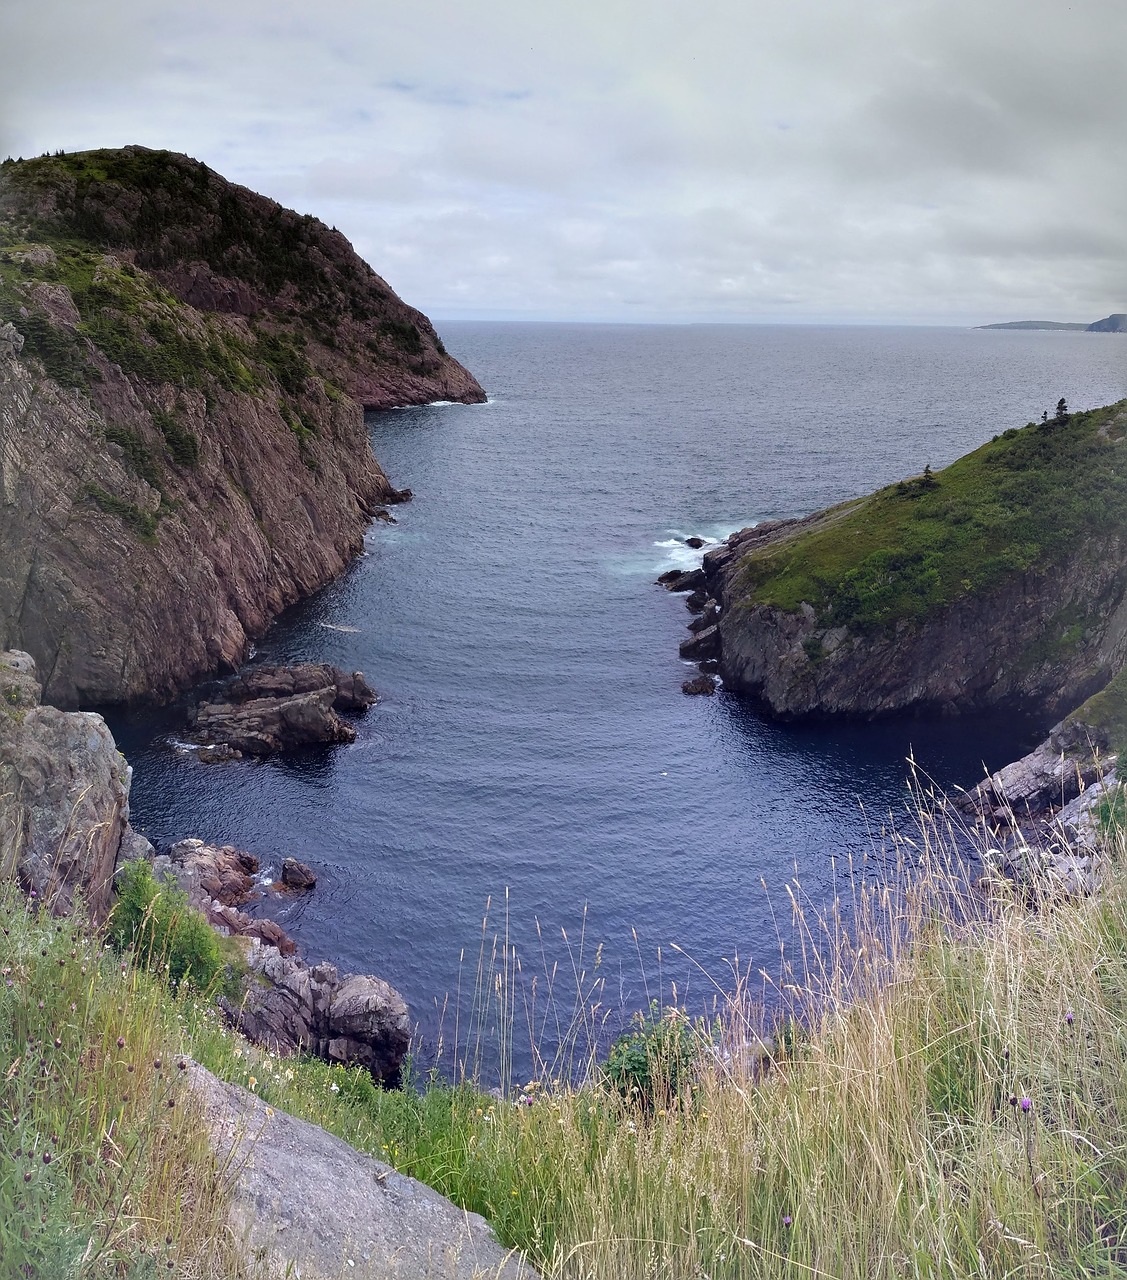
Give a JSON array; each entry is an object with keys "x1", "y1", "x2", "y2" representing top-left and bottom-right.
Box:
[
  {"x1": 0, "y1": 147, "x2": 484, "y2": 707},
  {"x1": 0, "y1": 650, "x2": 147, "y2": 922},
  {"x1": 694, "y1": 401, "x2": 1127, "y2": 721}
]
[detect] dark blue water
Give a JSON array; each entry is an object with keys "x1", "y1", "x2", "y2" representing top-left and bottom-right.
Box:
[{"x1": 108, "y1": 324, "x2": 1127, "y2": 1076}]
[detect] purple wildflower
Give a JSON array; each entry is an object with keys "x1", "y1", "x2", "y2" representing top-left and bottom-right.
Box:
[
  {"x1": 783, "y1": 1215, "x2": 792, "y2": 1227},
  {"x1": 1020, "y1": 1097, "x2": 1032, "y2": 1113}
]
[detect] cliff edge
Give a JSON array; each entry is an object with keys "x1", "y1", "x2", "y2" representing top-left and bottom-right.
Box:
[
  {"x1": 682, "y1": 401, "x2": 1127, "y2": 722},
  {"x1": 0, "y1": 146, "x2": 485, "y2": 707}
]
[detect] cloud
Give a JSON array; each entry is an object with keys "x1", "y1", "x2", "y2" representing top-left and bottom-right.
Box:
[{"x1": 1, "y1": 0, "x2": 1124, "y2": 322}]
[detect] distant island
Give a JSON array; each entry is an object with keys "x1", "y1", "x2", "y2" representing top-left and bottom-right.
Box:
[{"x1": 977, "y1": 313, "x2": 1127, "y2": 332}]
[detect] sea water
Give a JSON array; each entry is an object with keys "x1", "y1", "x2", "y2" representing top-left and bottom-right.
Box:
[{"x1": 108, "y1": 323, "x2": 1127, "y2": 1077}]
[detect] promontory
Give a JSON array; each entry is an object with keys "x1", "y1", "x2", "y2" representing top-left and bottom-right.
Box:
[
  {"x1": 0, "y1": 145, "x2": 484, "y2": 707},
  {"x1": 677, "y1": 400, "x2": 1127, "y2": 736}
]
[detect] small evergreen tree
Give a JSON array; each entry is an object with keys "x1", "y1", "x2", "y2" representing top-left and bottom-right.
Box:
[{"x1": 1055, "y1": 397, "x2": 1069, "y2": 422}]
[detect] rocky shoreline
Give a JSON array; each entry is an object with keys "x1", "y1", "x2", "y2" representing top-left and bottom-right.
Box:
[
  {"x1": 0, "y1": 648, "x2": 413, "y2": 1086},
  {"x1": 660, "y1": 529, "x2": 1124, "y2": 893}
]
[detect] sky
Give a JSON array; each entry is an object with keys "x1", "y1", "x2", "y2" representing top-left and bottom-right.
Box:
[{"x1": 1, "y1": 0, "x2": 1125, "y2": 325}]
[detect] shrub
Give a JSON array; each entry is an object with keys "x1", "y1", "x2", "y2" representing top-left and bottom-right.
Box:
[
  {"x1": 107, "y1": 858, "x2": 221, "y2": 989},
  {"x1": 601, "y1": 1000, "x2": 709, "y2": 1108}
]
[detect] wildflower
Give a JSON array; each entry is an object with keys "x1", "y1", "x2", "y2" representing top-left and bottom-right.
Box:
[
  {"x1": 783, "y1": 1216, "x2": 792, "y2": 1227},
  {"x1": 248, "y1": 1075, "x2": 258, "y2": 1090},
  {"x1": 1020, "y1": 1097, "x2": 1032, "y2": 1113},
  {"x1": 117, "y1": 1037, "x2": 126, "y2": 1049},
  {"x1": 1065, "y1": 1010, "x2": 1074, "y2": 1026},
  {"x1": 329, "y1": 1082, "x2": 339, "y2": 1094}
]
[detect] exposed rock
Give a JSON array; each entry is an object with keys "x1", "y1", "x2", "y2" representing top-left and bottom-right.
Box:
[
  {"x1": 220, "y1": 662, "x2": 377, "y2": 712},
  {"x1": 679, "y1": 625, "x2": 720, "y2": 662},
  {"x1": 682, "y1": 675, "x2": 717, "y2": 696},
  {"x1": 0, "y1": 147, "x2": 484, "y2": 708},
  {"x1": 688, "y1": 602, "x2": 720, "y2": 633},
  {"x1": 198, "y1": 743, "x2": 242, "y2": 763},
  {"x1": 280, "y1": 857, "x2": 317, "y2": 890},
  {"x1": 656, "y1": 569, "x2": 684, "y2": 586},
  {"x1": 152, "y1": 838, "x2": 295, "y2": 954},
  {"x1": 0, "y1": 650, "x2": 137, "y2": 922},
  {"x1": 188, "y1": 1062, "x2": 536, "y2": 1280},
  {"x1": 190, "y1": 685, "x2": 356, "y2": 755},
  {"x1": 952, "y1": 721, "x2": 1106, "y2": 819},
  {"x1": 684, "y1": 536, "x2": 705, "y2": 549},
  {"x1": 658, "y1": 568, "x2": 705, "y2": 594},
  {"x1": 685, "y1": 589, "x2": 708, "y2": 613},
  {"x1": 166, "y1": 837, "x2": 259, "y2": 905},
  {"x1": 220, "y1": 943, "x2": 411, "y2": 1085}
]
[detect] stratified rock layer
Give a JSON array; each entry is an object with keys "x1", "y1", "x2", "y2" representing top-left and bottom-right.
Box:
[{"x1": 0, "y1": 147, "x2": 485, "y2": 708}]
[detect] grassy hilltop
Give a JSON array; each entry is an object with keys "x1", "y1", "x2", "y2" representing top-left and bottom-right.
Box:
[
  {"x1": 734, "y1": 401, "x2": 1127, "y2": 632},
  {"x1": 712, "y1": 400, "x2": 1127, "y2": 721}
]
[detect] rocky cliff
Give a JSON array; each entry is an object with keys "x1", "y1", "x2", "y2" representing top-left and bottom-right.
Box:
[
  {"x1": 0, "y1": 146, "x2": 485, "y2": 707},
  {"x1": 0, "y1": 649, "x2": 149, "y2": 921},
  {"x1": 679, "y1": 400, "x2": 1127, "y2": 722}
]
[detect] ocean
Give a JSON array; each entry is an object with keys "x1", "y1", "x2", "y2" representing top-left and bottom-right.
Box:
[{"x1": 107, "y1": 323, "x2": 1127, "y2": 1080}]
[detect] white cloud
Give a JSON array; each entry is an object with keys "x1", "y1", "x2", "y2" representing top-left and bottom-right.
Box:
[{"x1": 2, "y1": 0, "x2": 1124, "y2": 322}]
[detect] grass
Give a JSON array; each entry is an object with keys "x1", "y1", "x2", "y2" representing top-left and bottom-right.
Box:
[
  {"x1": 7, "y1": 790, "x2": 1127, "y2": 1277},
  {"x1": 0, "y1": 886, "x2": 252, "y2": 1278},
  {"x1": 181, "y1": 800, "x2": 1127, "y2": 1279},
  {"x1": 732, "y1": 401, "x2": 1127, "y2": 633}
]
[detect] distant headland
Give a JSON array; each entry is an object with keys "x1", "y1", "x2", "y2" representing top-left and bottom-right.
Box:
[{"x1": 977, "y1": 313, "x2": 1127, "y2": 332}]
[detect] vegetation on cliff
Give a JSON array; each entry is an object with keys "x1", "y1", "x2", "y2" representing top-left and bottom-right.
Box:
[
  {"x1": 0, "y1": 146, "x2": 486, "y2": 707},
  {"x1": 733, "y1": 400, "x2": 1127, "y2": 635},
  {"x1": 0, "y1": 146, "x2": 482, "y2": 408}
]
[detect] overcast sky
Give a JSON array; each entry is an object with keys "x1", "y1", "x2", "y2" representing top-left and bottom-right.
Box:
[{"x1": 1, "y1": 0, "x2": 1124, "y2": 324}]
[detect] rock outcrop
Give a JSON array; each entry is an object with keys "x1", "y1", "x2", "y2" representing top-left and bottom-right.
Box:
[
  {"x1": 158, "y1": 837, "x2": 409, "y2": 1083},
  {"x1": 0, "y1": 650, "x2": 144, "y2": 921},
  {"x1": 189, "y1": 1063, "x2": 535, "y2": 1280},
  {"x1": 188, "y1": 662, "x2": 376, "y2": 755},
  {"x1": 219, "y1": 942, "x2": 412, "y2": 1087},
  {"x1": 0, "y1": 147, "x2": 485, "y2": 708},
  {"x1": 680, "y1": 403, "x2": 1127, "y2": 722}
]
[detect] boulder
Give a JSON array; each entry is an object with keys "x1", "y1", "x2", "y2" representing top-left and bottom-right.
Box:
[
  {"x1": 682, "y1": 675, "x2": 717, "y2": 696},
  {"x1": 188, "y1": 1063, "x2": 536, "y2": 1280},
  {"x1": 685, "y1": 589, "x2": 708, "y2": 613},
  {"x1": 281, "y1": 856, "x2": 317, "y2": 890},
  {"x1": 220, "y1": 944, "x2": 411, "y2": 1086},
  {"x1": 684, "y1": 536, "x2": 705, "y2": 549},
  {"x1": 0, "y1": 650, "x2": 133, "y2": 922}
]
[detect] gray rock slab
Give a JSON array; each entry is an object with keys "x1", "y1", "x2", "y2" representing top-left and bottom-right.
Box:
[{"x1": 189, "y1": 1063, "x2": 538, "y2": 1280}]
